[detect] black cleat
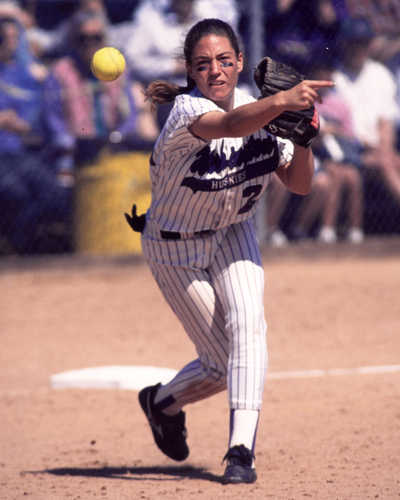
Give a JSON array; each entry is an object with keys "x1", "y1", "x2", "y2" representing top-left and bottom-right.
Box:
[
  {"x1": 138, "y1": 383, "x2": 189, "y2": 461},
  {"x1": 222, "y1": 444, "x2": 257, "y2": 484}
]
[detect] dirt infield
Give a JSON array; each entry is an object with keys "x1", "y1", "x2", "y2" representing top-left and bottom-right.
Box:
[{"x1": 1, "y1": 237, "x2": 400, "y2": 500}]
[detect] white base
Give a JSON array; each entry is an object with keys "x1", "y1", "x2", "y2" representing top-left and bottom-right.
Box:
[{"x1": 50, "y1": 365, "x2": 178, "y2": 391}]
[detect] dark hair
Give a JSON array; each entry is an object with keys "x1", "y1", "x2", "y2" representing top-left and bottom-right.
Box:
[
  {"x1": 184, "y1": 18, "x2": 240, "y2": 66},
  {"x1": 145, "y1": 18, "x2": 240, "y2": 108}
]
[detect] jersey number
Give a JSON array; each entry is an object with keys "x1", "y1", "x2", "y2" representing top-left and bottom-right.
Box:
[{"x1": 238, "y1": 185, "x2": 263, "y2": 214}]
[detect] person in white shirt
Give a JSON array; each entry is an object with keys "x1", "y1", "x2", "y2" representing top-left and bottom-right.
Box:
[
  {"x1": 333, "y1": 18, "x2": 400, "y2": 208},
  {"x1": 125, "y1": 0, "x2": 240, "y2": 87}
]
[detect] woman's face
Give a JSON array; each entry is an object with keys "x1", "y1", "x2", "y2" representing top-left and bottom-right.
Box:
[
  {"x1": 187, "y1": 34, "x2": 243, "y2": 111},
  {"x1": 0, "y1": 22, "x2": 19, "y2": 63},
  {"x1": 75, "y1": 17, "x2": 105, "y2": 67}
]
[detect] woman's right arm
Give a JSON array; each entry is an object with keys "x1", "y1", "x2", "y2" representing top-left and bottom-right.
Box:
[{"x1": 189, "y1": 80, "x2": 333, "y2": 140}]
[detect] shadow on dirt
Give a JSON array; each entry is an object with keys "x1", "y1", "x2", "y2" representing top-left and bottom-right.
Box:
[{"x1": 26, "y1": 465, "x2": 223, "y2": 483}]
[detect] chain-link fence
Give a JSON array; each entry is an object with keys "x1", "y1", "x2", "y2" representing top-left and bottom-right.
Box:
[{"x1": 1, "y1": 0, "x2": 400, "y2": 257}]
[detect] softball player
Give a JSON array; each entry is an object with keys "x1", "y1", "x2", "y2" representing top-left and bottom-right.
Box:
[{"x1": 132, "y1": 19, "x2": 332, "y2": 484}]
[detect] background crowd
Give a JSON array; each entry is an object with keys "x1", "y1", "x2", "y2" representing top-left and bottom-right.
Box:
[{"x1": 1, "y1": 0, "x2": 400, "y2": 255}]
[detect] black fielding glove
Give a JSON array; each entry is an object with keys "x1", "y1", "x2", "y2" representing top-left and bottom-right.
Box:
[{"x1": 254, "y1": 57, "x2": 320, "y2": 148}]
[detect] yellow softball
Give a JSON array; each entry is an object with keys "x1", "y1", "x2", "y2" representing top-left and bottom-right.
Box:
[{"x1": 91, "y1": 47, "x2": 126, "y2": 82}]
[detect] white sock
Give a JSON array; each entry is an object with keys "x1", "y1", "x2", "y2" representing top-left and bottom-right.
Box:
[
  {"x1": 153, "y1": 384, "x2": 182, "y2": 416},
  {"x1": 229, "y1": 409, "x2": 260, "y2": 452}
]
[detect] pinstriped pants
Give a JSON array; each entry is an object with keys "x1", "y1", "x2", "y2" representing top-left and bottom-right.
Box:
[{"x1": 142, "y1": 219, "x2": 268, "y2": 411}]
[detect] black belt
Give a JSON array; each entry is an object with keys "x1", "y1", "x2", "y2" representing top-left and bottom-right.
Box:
[{"x1": 160, "y1": 229, "x2": 213, "y2": 240}]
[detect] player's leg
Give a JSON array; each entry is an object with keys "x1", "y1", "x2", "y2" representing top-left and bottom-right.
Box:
[
  {"x1": 293, "y1": 169, "x2": 331, "y2": 240},
  {"x1": 146, "y1": 258, "x2": 230, "y2": 408},
  {"x1": 211, "y1": 219, "x2": 267, "y2": 411},
  {"x1": 210, "y1": 218, "x2": 268, "y2": 483},
  {"x1": 340, "y1": 163, "x2": 364, "y2": 243},
  {"x1": 138, "y1": 255, "x2": 230, "y2": 461}
]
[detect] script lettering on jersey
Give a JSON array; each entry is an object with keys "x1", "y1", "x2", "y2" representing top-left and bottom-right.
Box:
[{"x1": 181, "y1": 135, "x2": 279, "y2": 193}]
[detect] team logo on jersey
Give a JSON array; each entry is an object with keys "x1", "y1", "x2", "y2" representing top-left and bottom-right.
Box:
[{"x1": 181, "y1": 135, "x2": 279, "y2": 193}]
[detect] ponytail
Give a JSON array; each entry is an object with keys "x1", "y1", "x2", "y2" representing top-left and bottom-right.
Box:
[{"x1": 145, "y1": 75, "x2": 196, "y2": 111}]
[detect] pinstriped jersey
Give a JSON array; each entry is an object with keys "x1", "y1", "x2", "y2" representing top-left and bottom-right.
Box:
[{"x1": 147, "y1": 86, "x2": 293, "y2": 233}]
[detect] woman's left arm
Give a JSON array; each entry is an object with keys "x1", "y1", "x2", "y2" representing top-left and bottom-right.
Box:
[{"x1": 275, "y1": 144, "x2": 314, "y2": 195}]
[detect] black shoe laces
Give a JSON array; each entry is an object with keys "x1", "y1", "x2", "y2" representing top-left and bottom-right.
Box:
[{"x1": 222, "y1": 444, "x2": 254, "y2": 467}]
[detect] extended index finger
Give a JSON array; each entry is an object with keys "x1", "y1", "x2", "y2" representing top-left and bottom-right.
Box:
[{"x1": 304, "y1": 80, "x2": 336, "y2": 89}]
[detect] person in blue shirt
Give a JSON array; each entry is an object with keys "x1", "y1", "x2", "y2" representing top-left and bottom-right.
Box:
[{"x1": 0, "y1": 15, "x2": 69, "y2": 254}]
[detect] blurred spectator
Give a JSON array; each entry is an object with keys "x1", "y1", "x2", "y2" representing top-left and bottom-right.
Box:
[
  {"x1": 264, "y1": 0, "x2": 349, "y2": 70},
  {"x1": 125, "y1": 0, "x2": 198, "y2": 129},
  {"x1": 132, "y1": 0, "x2": 239, "y2": 38},
  {"x1": 293, "y1": 154, "x2": 365, "y2": 245},
  {"x1": 0, "y1": 0, "x2": 48, "y2": 79},
  {"x1": 0, "y1": 15, "x2": 69, "y2": 254},
  {"x1": 343, "y1": 0, "x2": 400, "y2": 74},
  {"x1": 344, "y1": 0, "x2": 400, "y2": 39},
  {"x1": 302, "y1": 62, "x2": 364, "y2": 244},
  {"x1": 332, "y1": 18, "x2": 400, "y2": 232},
  {"x1": 344, "y1": 2, "x2": 400, "y2": 156},
  {"x1": 126, "y1": 0, "x2": 240, "y2": 86},
  {"x1": 127, "y1": 0, "x2": 241, "y2": 78},
  {"x1": 126, "y1": 0, "x2": 197, "y2": 86},
  {"x1": 42, "y1": 10, "x2": 158, "y2": 187}
]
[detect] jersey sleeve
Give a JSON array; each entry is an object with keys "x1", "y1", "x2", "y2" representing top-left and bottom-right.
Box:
[
  {"x1": 160, "y1": 94, "x2": 223, "y2": 153},
  {"x1": 175, "y1": 94, "x2": 224, "y2": 129}
]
